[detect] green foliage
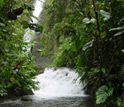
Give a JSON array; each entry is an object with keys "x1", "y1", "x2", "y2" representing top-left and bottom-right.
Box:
[
  {"x1": 0, "y1": 0, "x2": 4, "y2": 4},
  {"x1": 0, "y1": 0, "x2": 38, "y2": 97},
  {"x1": 38, "y1": 25, "x2": 43, "y2": 33},
  {"x1": 114, "y1": 98, "x2": 124, "y2": 107},
  {"x1": 109, "y1": 26, "x2": 124, "y2": 37},
  {"x1": 122, "y1": 49, "x2": 124, "y2": 53},
  {"x1": 83, "y1": 40, "x2": 94, "y2": 51},
  {"x1": 39, "y1": 0, "x2": 124, "y2": 106},
  {"x1": 0, "y1": 85, "x2": 7, "y2": 96},
  {"x1": 21, "y1": 20, "x2": 29, "y2": 28},
  {"x1": 53, "y1": 37, "x2": 76, "y2": 67},
  {"x1": 96, "y1": 85, "x2": 113, "y2": 105}
]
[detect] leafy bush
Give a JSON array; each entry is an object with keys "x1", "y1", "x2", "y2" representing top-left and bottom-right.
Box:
[
  {"x1": 53, "y1": 37, "x2": 76, "y2": 67},
  {"x1": 0, "y1": 0, "x2": 38, "y2": 97}
]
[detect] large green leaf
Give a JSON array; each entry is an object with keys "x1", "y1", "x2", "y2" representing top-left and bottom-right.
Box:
[
  {"x1": 109, "y1": 27, "x2": 124, "y2": 31},
  {"x1": 83, "y1": 18, "x2": 95, "y2": 24},
  {"x1": 0, "y1": 22, "x2": 5, "y2": 27},
  {"x1": 83, "y1": 40, "x2": 94, "y2": 51},
  {"x1": 109, "y1": 26, "x2": 124, "y2": 37},
  {"x1": 96, "y1": 85, "x2": 113, "y2": 104},
  {"x1": 114, "y1": 31, "x2": 124, "y2": 37},
  {"x1": 100, "y1": 10, "x2": 111, "y2": 21}
]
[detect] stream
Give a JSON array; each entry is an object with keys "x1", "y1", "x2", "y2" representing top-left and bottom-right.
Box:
[
  {"x1": 0, "y1": 68, "x2": 94, "y2": 107},
  {"x1": 0, "y1": 0, "x2": 94, "y2": 106},
  {"x1": 0, "y1": 97, "x2": 93, "y2": 107}
]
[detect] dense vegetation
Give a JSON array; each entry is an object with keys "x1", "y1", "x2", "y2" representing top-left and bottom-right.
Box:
[
  {"x1": 40, "y1": 0, "x2": 124, "y2": 106},
  {"x1": 0, "y1": 0, "x2": 39, "y2": 98},
  {"x1": 0, "y1": 0, "x2": 124, "y2": 106}
]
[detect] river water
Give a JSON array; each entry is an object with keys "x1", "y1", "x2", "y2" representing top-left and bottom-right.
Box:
[
  {"x1": 0, "y1": 0, "x2": 94, "y2": 106},
  {"x1": 0, "y1": 97, "x2": 93, "y2": 107},
  {"x1": 0, "y1": 68, "x2": 94, "y2": 107}
]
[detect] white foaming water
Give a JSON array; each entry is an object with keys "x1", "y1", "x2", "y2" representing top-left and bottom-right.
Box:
[
  {"x1": 23, "y1": 28, "x2": 35, "y2": 52},
  {"x1": 33, "y1": 68, "x2": 85, "y2": 98},
  {"x1": 32, "y1": 0, "x2": 44, "y2": 23},
  {"x1": 23, "y1": 0, "x2": 44, "y2": 52}
]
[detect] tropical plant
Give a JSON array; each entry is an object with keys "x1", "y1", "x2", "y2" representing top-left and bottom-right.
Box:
[
  {"x1": 41, "y1": 0, "x2": 124, "y2": 106},
  {"x1": 0, "y1": 0, "x2": 39, "y2": 97}
]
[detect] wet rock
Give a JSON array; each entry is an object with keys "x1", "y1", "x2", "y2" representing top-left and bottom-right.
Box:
[
  {"x1": 39, "y1": 69, "x2": 44, "y2": 74},
  {"x1": 83, "y1": 83, "x2": 93, "y2": 95}
]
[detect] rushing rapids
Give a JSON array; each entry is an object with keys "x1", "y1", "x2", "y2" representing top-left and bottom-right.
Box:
[
  {"x1": 0, "y1": 0, "x2": 94, "y2": 106},
  {"x1": 0, "y1": 68, "x2": 93, "y2": 107},
  {"x1": 33, "y1": 68, "x2": 86, "y2": 98},
  {"x1": 22, "y1": 0, "x2": 86, "y2": 100}
]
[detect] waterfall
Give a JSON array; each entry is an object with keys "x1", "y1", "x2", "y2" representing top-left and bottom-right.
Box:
[
  {"x1": 23, "y1": 0, "x2": 44, "y2": 52},
  {"x1": 33, "y1": 68, "x2": 85, "y2": 98},
  {"x1": 23, "y1": 0, "x2": 85, "y2": 99},
  {"x1": 0, "y1": 1, "x2": 89, "y2": 106},
  {"x1": 32, "y1": 0, "x2": 44, "y2": 23}
]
